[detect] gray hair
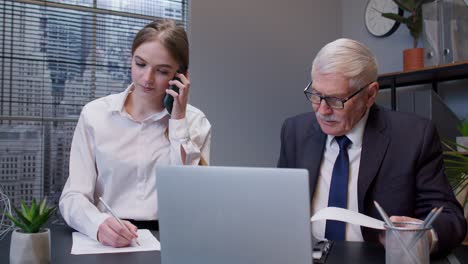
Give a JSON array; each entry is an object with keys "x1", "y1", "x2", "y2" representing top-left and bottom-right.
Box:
[{"x1": 312, "y1": 38, "x2": 378, "y2": 90}]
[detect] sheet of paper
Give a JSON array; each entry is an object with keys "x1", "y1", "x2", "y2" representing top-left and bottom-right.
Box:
[
  {"x1": 313, "y1": 250, "x2": 322, "y2": 259},
  {"x1": 71, "y1": 229, "x2": 161, "y2": 255},
  {"x1": 311, "y1": 207, "x2": 385, "y2": 230}
]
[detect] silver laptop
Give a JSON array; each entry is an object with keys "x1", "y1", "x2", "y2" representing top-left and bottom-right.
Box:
[{"x1": 156, "y1": 166, "x2": 314, "y2": 264}]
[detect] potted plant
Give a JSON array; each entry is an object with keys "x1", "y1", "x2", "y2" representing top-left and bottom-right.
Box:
[
  {"x1": 456, "y1": 120, "x2": 468, "y2": 152},
  {"x1": 443, "y1": 141, "x2": 468, "y2": 243},
  {"x1": 382, "y1": 0, "x2": 424, "y2": 71},
  {"x1": 6, "y1": 197, "x2": 56, "y2": 264}
]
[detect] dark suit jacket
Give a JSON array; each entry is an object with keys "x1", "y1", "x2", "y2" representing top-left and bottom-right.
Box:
[{"x1": 278, "y1": 104, "x2": 466, "y2": 255}]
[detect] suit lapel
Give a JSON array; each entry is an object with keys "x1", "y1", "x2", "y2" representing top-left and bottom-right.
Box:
[
  {"x1": 299, "y1": 117, "x2": 326, "y2": 201},
  {"x1": 358, "y1": 105, "x2": 390, "y2": 212}
]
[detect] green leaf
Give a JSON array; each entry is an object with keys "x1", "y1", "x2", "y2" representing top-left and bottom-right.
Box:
[
  {"x1": 20, "y1": 199, "x2": 31, "y2": 221},
  {"x1": 30, "y1": 199, "x2": 39, "y2": 223},
  {"x1": 394, "y1": 0, "x2": 414, "y2": 12},
  {"x1": 454, "y1": 180, "x2": 468, "y2": 196},
  {"x1": 385, "y1": 0, "x2": 423, "y2": 48},
  {"x1": 39, "y1": 197, "x2": 47, "y2": 215},
  {"x1": 445, "y1": 160, "x2": 468, "y2": 166},
  {"x1": 455, "y1": 141, "x2": 468, "y2": 151},
  {"x1": 443, "y1": 139, "x2": 468, "y2": 199},
  {"x1": 382, "y1": 13, "x2": 410, "y2": 25},
  {"x1": 442, "y1": 140, "x2": 457, "y2": 151},
  {"x1": 451, "y1": 181, "x2": 462, "y2": 190},
  {"x1": 446, "y1": 154, "x2": 468, "y2": 160},
  {"x1": 13, "y1": 206, "x2": 32, "y2": 227},
  {"x1": 30, "y1": 208, "x2": 55, "y2": 233},
  {"x1": 6, "y1": 213, "x2": 28, "y2": 231},
  {"x1": 457, "y1": 121, "x2": 468, "y2": 136},
  {"x1": 31, "y1": 198, "x2": 37, "y2": 210}
]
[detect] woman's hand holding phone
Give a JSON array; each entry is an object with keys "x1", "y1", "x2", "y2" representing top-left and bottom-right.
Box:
[{"x1": 166, "y1": 72, "x2": 190, "y2": 120}]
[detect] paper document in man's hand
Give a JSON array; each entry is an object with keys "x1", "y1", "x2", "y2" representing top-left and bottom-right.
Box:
[
  {"x1": 71, "y1": 229, "x2": 160, "y2": 255},
  {"x1": 311, "y1": 207, "x2": 385, "y2": 230}
]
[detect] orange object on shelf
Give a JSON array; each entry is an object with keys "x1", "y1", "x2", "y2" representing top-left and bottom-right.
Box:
[{"x1": 403, "y1": 48, "x2": 424, "y2": 72}]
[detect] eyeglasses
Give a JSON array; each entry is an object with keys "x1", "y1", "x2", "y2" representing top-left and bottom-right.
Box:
[{"x1": 303, "y1": 81, "x2": 373, "y2": 109}]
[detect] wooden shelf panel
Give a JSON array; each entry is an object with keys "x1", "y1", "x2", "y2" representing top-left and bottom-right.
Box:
[{"x1": 378, "y1": 60, "x2": 468, "y2": 89}]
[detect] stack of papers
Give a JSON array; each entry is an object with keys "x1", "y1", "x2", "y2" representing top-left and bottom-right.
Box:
[
  {"x1": 311, "y1": 207, "x2": 385, "y2": 230},
  {"x1": 71, "y1": 229, "x2": 161, "y2": 255}
]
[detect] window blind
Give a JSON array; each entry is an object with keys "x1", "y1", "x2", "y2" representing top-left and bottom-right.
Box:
[{"x1": 0, "y1": 0, "x2": 188, "y2": 223}]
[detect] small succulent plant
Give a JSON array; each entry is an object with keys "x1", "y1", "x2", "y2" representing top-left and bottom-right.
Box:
[{"x1": 6, "y1": 197, "x2": 56, "y2": 233}]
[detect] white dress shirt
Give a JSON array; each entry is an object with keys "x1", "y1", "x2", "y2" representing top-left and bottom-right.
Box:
[
  {"x1": 312, "y1": 110, "x2": 369, "y2": 241},
  {"x1": 59, "y1": 84, "x2": 211, "y2": 240}
]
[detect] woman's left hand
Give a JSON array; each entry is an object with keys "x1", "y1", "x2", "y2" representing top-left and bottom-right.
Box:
[{"x1": 166, "y1": 72, "x2": 190, "y2": 120}]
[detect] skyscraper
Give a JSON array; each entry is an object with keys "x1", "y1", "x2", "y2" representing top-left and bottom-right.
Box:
[{"x1": 0, "y1": 0, "x2": 187, "y2": 231}]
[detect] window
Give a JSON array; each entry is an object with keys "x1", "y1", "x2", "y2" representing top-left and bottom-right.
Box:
[{"x1": 0, "y1": 0, "x2": 188, "y2": 225}]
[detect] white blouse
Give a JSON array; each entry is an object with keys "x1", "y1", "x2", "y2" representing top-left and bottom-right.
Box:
[{"x1": 59, "y1": 84, "x2": 211, "y2": 240}]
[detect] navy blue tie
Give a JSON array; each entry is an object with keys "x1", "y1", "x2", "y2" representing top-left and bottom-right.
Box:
[{"x1": 325, "y1": 135, "x2": 351, "y2": 241}]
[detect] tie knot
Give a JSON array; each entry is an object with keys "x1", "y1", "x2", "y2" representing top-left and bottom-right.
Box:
[{"x1": 335, "y1": 136, "x2": 351, "y2": 150}]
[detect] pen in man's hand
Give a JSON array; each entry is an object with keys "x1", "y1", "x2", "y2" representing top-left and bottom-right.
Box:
[{"x1": 99, "y1": 197, "x2": 140, "y2": 246}]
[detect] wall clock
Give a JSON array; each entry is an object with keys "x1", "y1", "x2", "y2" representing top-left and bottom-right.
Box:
[{"x1": 365, "y1": 0, "x2": 403, "y2": 37}]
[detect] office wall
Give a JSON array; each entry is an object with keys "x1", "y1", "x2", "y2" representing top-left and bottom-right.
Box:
[
  {"x1": 342, "y1": 0, "x2": 468, "y2": 121},
  {"x1": 188, "y1": 0, "x2": 341, "y2": 166},
  {"x1": 341, "y1": 1, "x2": 413, "y2": 74}
]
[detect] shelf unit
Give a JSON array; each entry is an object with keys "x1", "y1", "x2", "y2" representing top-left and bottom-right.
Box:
[{"x1": 377, "y1": 60, "x2": 468, "y2": 110}]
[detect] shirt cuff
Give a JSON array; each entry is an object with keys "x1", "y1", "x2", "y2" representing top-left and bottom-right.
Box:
[
  {"x1": 168, "y1": 118, "x2": 189, "y2": 142},
  {"x1": 91, "y1": 213, "x2": 112, "y2": 241}
]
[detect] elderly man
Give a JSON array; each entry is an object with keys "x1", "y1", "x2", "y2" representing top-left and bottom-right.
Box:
[{"x1": 277, "y1": 38, "x2": 466, "y2": 255}]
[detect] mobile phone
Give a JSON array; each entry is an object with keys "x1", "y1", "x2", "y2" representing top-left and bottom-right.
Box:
[{"x1": 164, "y1": 68, "x2": 186, "y2": 114}]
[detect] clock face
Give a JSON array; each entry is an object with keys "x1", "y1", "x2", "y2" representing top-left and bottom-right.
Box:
[{"x1": 365, "y1": 0, "x2": 403, "y2": 37}]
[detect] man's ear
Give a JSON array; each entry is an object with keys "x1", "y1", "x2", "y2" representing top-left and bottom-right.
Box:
[{"x1": 366, "y1": 81, "x2": 379, "y2": 108}]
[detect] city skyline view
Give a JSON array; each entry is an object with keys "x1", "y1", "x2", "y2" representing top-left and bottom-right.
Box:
[{"x1": 0, "y1": 0, "x2": 187, "y2": 228}]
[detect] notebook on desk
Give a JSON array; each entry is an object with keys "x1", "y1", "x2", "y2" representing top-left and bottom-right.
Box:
[{"x1": 156, "y1": 166, "x2": 319, "y2": 264}]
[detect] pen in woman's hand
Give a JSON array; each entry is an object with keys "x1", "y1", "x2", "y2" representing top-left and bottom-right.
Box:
[{"x1": 99, "y1": 197, "x2": 140, "y2": 246}]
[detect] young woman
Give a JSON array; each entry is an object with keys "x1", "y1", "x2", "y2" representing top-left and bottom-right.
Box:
[{"x1": 59, "y1": 20, "x2": 211, "y2": 247}]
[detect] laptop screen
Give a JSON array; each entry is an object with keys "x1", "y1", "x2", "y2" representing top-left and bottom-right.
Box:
[{"x1": 156, "y1": 166, "x2": 314, "y2": 264}]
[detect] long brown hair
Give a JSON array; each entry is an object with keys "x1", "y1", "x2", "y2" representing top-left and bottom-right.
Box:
[
  {"x1": 132, "y1": 19, "x2": 188, "y2": 72},
  {"x1": 134, "y1": 20, "x2": 205, "y2": 165}
]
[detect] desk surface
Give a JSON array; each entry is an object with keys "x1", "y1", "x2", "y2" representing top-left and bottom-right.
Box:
[{"x1": 1, "y1": 224, "x2": 466, "y2": 263}]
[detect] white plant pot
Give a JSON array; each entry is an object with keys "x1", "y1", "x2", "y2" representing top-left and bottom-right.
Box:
[
  {"x1": 456, "y1": 136, "x2": 468, "y2": 152},
  {"x1": 10, "y1": 228, "x2": 51, "y2": 264}
]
